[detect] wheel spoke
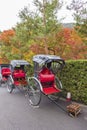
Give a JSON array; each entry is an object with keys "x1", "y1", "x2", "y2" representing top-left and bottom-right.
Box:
[
  {"x1": 27, "y1": 77, "x2": 41, "y2": 106},
  {"x1": 7, "y1": 76, "x2": 14, "y2": 93}
]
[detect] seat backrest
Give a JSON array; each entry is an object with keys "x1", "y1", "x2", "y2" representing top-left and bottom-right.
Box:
[
  {"x1": 39, "y1": 67, "x2": 55, "y2": 82},
  {"x1": 40, "y1": 67, "x2": 51, "y2": 75},
  {"x1": 13, "y1": 69, "x2": 25, "y2": 78},
  {"x1": 1, "y1": 68, "x2": 11, "y2": 76}
]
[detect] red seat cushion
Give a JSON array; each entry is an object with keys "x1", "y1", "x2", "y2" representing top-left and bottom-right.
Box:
[
  {"x1": 1, "y1": 68, "x2": 11, "y2": 76},
  {"x1": 43, "y1": 87, "x2": 61, "y2": 95}
]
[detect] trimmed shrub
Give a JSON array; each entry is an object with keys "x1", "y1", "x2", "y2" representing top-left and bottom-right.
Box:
[{"x1": 60, "y1": 60, "x2": 87, "y2": 104}]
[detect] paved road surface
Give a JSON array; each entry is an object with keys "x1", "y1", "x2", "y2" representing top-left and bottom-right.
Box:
[{"x1": 0, "y1": 85, "x2": 87, "y2": 130}]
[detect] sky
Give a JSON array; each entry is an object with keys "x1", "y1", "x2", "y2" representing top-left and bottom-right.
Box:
[{"x1": 0, "y1": 0, "x2": 74, "y2": 31}]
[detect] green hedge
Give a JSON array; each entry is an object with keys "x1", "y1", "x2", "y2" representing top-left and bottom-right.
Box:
[{"x1": 60, "y1": 60, "x2": 87, "y2": 104}]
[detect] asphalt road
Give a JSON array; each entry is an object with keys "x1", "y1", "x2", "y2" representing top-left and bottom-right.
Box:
[{"x1": 0, "y1": 85, "x2": 87, "y2": 130}]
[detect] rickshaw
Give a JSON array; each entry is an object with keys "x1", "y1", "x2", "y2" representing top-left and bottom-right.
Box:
[
  {"x1": 0, "y1": 64, "x2": 12, "y2": 87},
  {"x1": 27, "y1": 54, "x2": 65, "y2": 106},
  {"x1": 7, "y1": 60, "x2": 30, "y2": 93}
]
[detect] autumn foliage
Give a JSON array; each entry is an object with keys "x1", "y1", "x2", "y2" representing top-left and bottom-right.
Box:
[
  {"x1": 0, "y1": 29, "x2": 15, "y2": 45},
  {"x1": 30, "y1": 28, "x2": 87, "y2": 60},
  {"x1": 55, "y1": 28, "x2": 87, "y2": 59},
  {"x1": 0, "y1": 27, "x2": 87, "y2": 62}
]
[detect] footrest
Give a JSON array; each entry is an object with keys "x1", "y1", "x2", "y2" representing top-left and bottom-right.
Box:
[
  {"x1": 67, "y1": 103, "x2": 81, "y2": 117},
  {"x1": 14, "y1": 80, "x2": 27, "y2": 86},
  {"x1": 43, "y1": 87, "x2": 61, "y2": 95}
]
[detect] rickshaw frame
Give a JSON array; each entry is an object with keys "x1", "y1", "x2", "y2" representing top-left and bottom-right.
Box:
[{"x1": 27, "y1": 54, "x2": 65, "y2": 106}]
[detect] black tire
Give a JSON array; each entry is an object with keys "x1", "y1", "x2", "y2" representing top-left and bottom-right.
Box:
[
  {"x1": 27, "y1": 77, "x2": 41, "y2": 106},
  {"x1": 0, "y1": 81, "x2": 2, "y2": 87},
  {"x1": 7, "y1": 76, "x2": 14, "y2": 93}
]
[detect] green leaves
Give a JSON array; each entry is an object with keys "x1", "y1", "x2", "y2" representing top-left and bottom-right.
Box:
[
  {"x1": 17, "y1": 0, "x2": 62, "y2": 54},
  {"x1": 60, "y1": 60, "x2": 87, "y2": 104},
  {"x1": 67, "y1": 0, "x2": 87, "y2": 45}
]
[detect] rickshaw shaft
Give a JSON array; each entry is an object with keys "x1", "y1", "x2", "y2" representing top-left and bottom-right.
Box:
[{"x1": 47, "y1": 95, "x2": 67, "y2": 113}]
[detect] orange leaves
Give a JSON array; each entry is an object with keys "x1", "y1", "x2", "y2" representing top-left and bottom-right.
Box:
[
  {"x1": 61, "y1": 28, "x2": 86, "y2": 59},
  {"x1": 0, "y1": 27, "x2": 86, "y2": 61},
  {"x1": 51, "y1": 27, "x2": 86, "y2": 60},
  {"x1": 0, "y1": 29, "x2": 15, "y2": 45},
  {"x1": 29, "y1": 27, "x2": 86, "y2": 60},
  {"x1": 62, "y1": 28, "x2": 71, "y2": 42},
  {"x1": 59, "y1": 28, "x2": 82, "y2": 45},
  {"x1": 11, "y1": 46, "x2": 20, "y2": 54}
]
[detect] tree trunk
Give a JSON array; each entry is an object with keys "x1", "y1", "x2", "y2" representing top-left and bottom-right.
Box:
[{"x1": 43, "y1": 0, "x2": 48, "y2": 54}]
